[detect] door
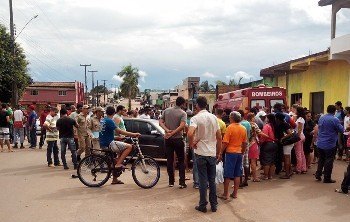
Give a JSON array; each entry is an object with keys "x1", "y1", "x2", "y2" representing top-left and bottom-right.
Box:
[
  {"x1": 310, "y1": 92, "x2": 324, "y2": 114},
  {"x1": 132, "y1": 120, "x2": 165, "y2": 159}
]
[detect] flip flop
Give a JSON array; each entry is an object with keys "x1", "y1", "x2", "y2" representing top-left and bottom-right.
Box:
[
  {"x1": 217, "y1": 195, "x2": 229, "y2": 200},
  {"x1": 111, "y1": 179, "x2": 124, "y2": 185},
  {"x1": 229, "y1": 193, "x2": 237, "y2": 199},
  {"x1": 252, "y1": 179, "x2": 261, "y2": 182}
]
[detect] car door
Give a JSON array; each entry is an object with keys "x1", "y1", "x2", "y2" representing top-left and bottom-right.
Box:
[{"x1": 133, "y1": 120, "x2": 165, "y2": 159}]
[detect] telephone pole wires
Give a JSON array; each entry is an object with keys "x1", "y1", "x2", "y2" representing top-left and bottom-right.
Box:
[
  {"x1": 88, "y1": 70, "x2": 98, "y2": 107},
  {"x1": 101, "y1": 80, "x2": 107, "y2": 106},
  {"x1": 80, "y1": 64, "x2": 91, "y2": 104}
]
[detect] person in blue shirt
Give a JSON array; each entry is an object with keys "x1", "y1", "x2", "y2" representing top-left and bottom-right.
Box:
[
  {"x1": 99, "y1": 106, "x2": 140, "y2": 185},
  {"x1": 28, "y1": 105, "x2": 38, "y2": 148},
  {"x1": 315, "y1": 105, "x2": 344, "y2": 183},
  {"x1": 335, "y1": 101, "x2": 346, "y2": 160}
]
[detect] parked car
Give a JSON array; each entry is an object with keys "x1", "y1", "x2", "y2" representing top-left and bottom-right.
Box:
[{"x1": 123, "y1": 118, "x2": 166, "y2": 159}]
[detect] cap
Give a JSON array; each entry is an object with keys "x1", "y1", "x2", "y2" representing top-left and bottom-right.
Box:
[
  {"x1": 83, "y1": 105, "x2": 90, "y2": 109},
  {"x1": 95, "y1": 106, "x2": 105, "y2": 112},
  {"x1": 29, "y1": 105, "x2": 35, "y2": 110},
  {"x1": 256, "y1": 111, "x2": 267, "y2": 117}
]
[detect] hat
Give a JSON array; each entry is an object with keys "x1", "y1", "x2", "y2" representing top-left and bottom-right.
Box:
[
  {"x1": 83, "y1": 105, "x2": 89, "y2": 109},
  {"x1": 29, "y1": 105, "x2": 35, "y2": 110},
  {"x1": 256, "y1": 111, "x2": 267, "y2": 117},
  {"x1": 95, "y1": 106, "x2": 105, "y2": 112}
]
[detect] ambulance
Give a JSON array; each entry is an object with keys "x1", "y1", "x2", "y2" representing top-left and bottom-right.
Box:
[{"x1": 213, "y1": 84, "x2": 287, "y2": 112}]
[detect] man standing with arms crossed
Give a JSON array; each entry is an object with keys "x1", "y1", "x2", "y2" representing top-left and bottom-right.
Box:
[
  {"x1": 188, "y1": 96, "x2": 222, "y2": 213},
  {"x1": 160, "y1": 97, "x2": 187, "y2": 188}
]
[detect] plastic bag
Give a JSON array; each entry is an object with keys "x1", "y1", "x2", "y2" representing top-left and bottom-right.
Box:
[{"x1": 215, "y1": 161, "x2": 224, "y2": 184}]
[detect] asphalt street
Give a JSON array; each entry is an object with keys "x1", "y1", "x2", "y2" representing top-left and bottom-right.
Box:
[{"x1": 0, "y1": 148, "x2": 349, "y2": 222}]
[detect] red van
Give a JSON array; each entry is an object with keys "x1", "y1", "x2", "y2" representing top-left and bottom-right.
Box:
[{"x1": 214, "y1": 84, "x2": 287, "y2": 112}]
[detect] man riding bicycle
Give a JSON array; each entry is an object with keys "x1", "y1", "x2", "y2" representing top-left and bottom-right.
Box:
[{"x1": 99, "y1": 106, "x2": 141, "y2": 185}]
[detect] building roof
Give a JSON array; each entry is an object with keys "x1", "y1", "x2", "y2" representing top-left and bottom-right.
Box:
[
  {"x1": 27, "y1": 82, "x2": 77, "y2": 89},
  {"x1": 260, "y1": 50, "x2": 329, "y2": 76},
  {"x1": 319, "y1": 0, "x2": 350, "y2": 7}
]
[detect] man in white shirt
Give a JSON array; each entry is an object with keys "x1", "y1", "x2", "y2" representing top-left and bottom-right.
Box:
[
  {"x1": 13, "y1": 106, "x2": 25, "y2": 149},
  {"x1": 139, "y1": 108, "x2": 151, "y2": 119},
  {"x1": 188, "y1": 96, "x2": 222, "y2": 213}
]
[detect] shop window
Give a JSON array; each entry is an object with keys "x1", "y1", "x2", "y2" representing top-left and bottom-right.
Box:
[
  {"x1": 291, "y1": 93, "x2": 302, "y2": 107},
  {"x1": 310, "y1": 92, "x2": 324, "y2": 114},
  {"x1": 30, "y1": 90, "x2": 38, "y2": 96}
]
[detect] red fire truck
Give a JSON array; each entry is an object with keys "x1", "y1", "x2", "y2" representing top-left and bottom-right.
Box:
[{"x1": 213, "y1": 84, "x2": 287, "y2": 112}]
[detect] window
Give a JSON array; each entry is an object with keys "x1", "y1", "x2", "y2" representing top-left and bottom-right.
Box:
[
  {"x1": 133, "y1": 121, "x2": 156, "y2": 135},
  {"x1": 291, "y1": 93, "x2": 302, "y2": 107},
  {"x1": 310, "y1": 92, "x2": 324, "y2": 114},
  {"x1": 58, "y1": 91, "x2": 67, "y2": 96},
  {"x1": 251, "y1": 99, "x2": 265, "y2": 110},
  {"x1": 30, "y1": 90, "x2": 38, "y2": 96},
  {"x1": 270, "y1": 99, "x2": 284, "y2": 108}
]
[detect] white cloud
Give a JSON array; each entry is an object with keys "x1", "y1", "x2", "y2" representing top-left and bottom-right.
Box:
[
  {"x1": 202, "y1": 72, "x2": 217, "y2": 78},
  {"x1": 137, "y1": 84, "x2": 142, "y2": 88},
  {"x1": 112, "y1": 75, "x2": 124, "y2": 82},
  {"x1": 139, "y1": 70, "x2": 148, "y2": 82},
  {"x1": 226, "y1": 71, "x2": 257, "y2": 82}
]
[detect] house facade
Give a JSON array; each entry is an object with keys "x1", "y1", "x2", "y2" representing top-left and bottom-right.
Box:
[{"x1": 20, "y1": 81, "x2": 85, "y2": 108}]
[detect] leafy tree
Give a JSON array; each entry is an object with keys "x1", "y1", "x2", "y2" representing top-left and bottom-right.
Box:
[
  {"x1": 90, "y1": 85, "x2": 109, "y2": 94},
  {"x1": 215, "y1": 80, "x2": 227, "y2": 86},
  {"x1": 117, "y1": 64, "x2": 140, "y2": 110},
  {"x1": 0, "y1": 24, "x2": 31, "y2": 103},
  {"x1": 199, "y1": 80, "x2": 215, "y2": 92}
]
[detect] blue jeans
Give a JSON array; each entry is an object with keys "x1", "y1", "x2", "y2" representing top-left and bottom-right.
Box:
[
  {"x1": 60, "y1": 138, "x2": 77, "y2": 166},
  {"x1": 47, "y1": 140, "x2": 60, "y2": 165},
  {"x1": 196, "y1": 154, "x2": 217, "y2": 208},
  {"x1": 13, "y1": 128, "x2": 24, "y2": 144},
  {"x1": 192, "y1": 149, "x2": 199, "y2": 186},
  {"x1": 30, "y1": 127, "x2": 37, "y2": 147}
]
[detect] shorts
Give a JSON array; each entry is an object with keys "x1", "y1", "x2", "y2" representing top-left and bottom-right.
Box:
[
  {"x1": 224, "y1": 153, "x2": 243, "y2": 179},
  {"x1": 283, "y1": 144, "x2": 294, "y2": 155},
  {"x1": 248, "y1": 142, "x2": 259, "y2": 159},
  {"x1": 109, "y1": 141, "x2": 128, "y2": 154},
  {"x1": 0, "y1": 127, "x2": 10, "y2": 140}
]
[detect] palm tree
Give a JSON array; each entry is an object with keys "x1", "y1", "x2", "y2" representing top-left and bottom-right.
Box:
[{"x1": 117, "y1": 65, "x2": 140, "y2": 110}]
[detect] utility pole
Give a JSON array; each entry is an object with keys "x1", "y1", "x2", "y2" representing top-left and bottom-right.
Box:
[
  {"x1": 88, "y1": 70, "x2": 97, "y2": 107},
  {"x1": 9, "y1": 0, "x2": 16, "y2": 106},
  {"x1": 80, "y1": 64, "x2": 91, "y2": 104},
  {"x1": 101, "y1": 80, "x2": 107, "y2": 106},
  {"x1": 96, "y1": 80, "x2": 99, "y2": 106}
]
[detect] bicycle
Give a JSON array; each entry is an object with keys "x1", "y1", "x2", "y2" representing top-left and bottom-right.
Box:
[{"x1": 77, "y1": 137, "x2": 160, "y2": 189}]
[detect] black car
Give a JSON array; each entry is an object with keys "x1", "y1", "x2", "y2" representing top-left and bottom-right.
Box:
[{"x1": 123, "y1": 118, "x2": 166, "y2": 160}]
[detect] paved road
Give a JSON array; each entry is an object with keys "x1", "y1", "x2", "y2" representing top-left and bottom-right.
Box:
[{"x1": 0, "y1": 148, "x2": 349, "y2": 222}]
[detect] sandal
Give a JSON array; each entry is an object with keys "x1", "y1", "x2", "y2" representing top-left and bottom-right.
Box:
[
  {"x1": 229, "y1": 193, "x2": 237, "y2": 199},
  {"x1": 218, "y1": 195, "x2": 229, "y2": 200},
  {"x1": 111, "y1": 179, "x2": 124, "y2": 185},
  {"x1": 252, "y1": 178, "x2": 261, "y2": 182}
]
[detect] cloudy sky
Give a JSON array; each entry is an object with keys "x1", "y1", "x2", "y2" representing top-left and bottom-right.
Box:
[{"x1": 0, "y1": 0, "x2": 349, "y2": 91}]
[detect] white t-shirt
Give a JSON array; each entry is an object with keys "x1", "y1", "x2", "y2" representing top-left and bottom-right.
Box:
[
  {"x1": 344, "y1": 116, "x2": 350, "y2": 135},
  {"x1": 139, "y1": 114, "x2": 150, "y2": 119},
  {"x1": 295, "y1": 117, "x2": 305, "y2": 132},
  {"x1": 190, "y1": 110, "x2": 219, "y2": 157},
  {"x1": 13, "y1": 110, "x2": 24, "y2": 122}
]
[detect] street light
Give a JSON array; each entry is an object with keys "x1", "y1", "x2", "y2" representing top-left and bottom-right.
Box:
[{"x1": 15, "y1": 15, "x2": 38, "y2": 40}]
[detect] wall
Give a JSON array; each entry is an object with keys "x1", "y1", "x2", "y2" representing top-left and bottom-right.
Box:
[
  {"x1": 287, "y1": 60, "x2": 350, "y2": 112},
  {"x1": 21, "y1": 88, "x2": 77, "y2": 105}
]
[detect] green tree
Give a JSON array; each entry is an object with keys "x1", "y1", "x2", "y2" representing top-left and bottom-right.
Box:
[
  {"x1": 117, "y1": 64, "x2": 140, "y2": 110},
  {"x1": 199, "y1": 80, "x2": 215, "y2": 92},
  {"x1": 90, "y1": 85, "x2": 109, "y2": 95},
  {"x1": 0, "y1": 23, "x2": 31, "y2": 103},
  {"x1": 215, "y1": 80, "x2": 227, "y2": 86}
]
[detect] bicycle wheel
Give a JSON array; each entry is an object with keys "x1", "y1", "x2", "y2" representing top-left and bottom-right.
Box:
[
  {"x1": 132, "y1": 156, "x2": 160, "y2": 189},
  {"x1": 77, "y1": 155, "x2": 111, "y2": 187}
]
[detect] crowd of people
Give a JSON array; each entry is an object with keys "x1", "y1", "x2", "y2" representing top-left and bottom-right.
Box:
[{"x1": 1, "y1": 97, "x2": 350, "y2": 213}]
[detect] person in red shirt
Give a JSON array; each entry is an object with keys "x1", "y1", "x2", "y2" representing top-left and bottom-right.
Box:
[{"x1": 39, "y1": 105, "x2": 51, "y2": 149}]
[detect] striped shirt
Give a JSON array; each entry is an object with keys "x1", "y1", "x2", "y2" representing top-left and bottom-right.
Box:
[{"x1": 45, "y1": 114, "x2": 60, "y2": 141}]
